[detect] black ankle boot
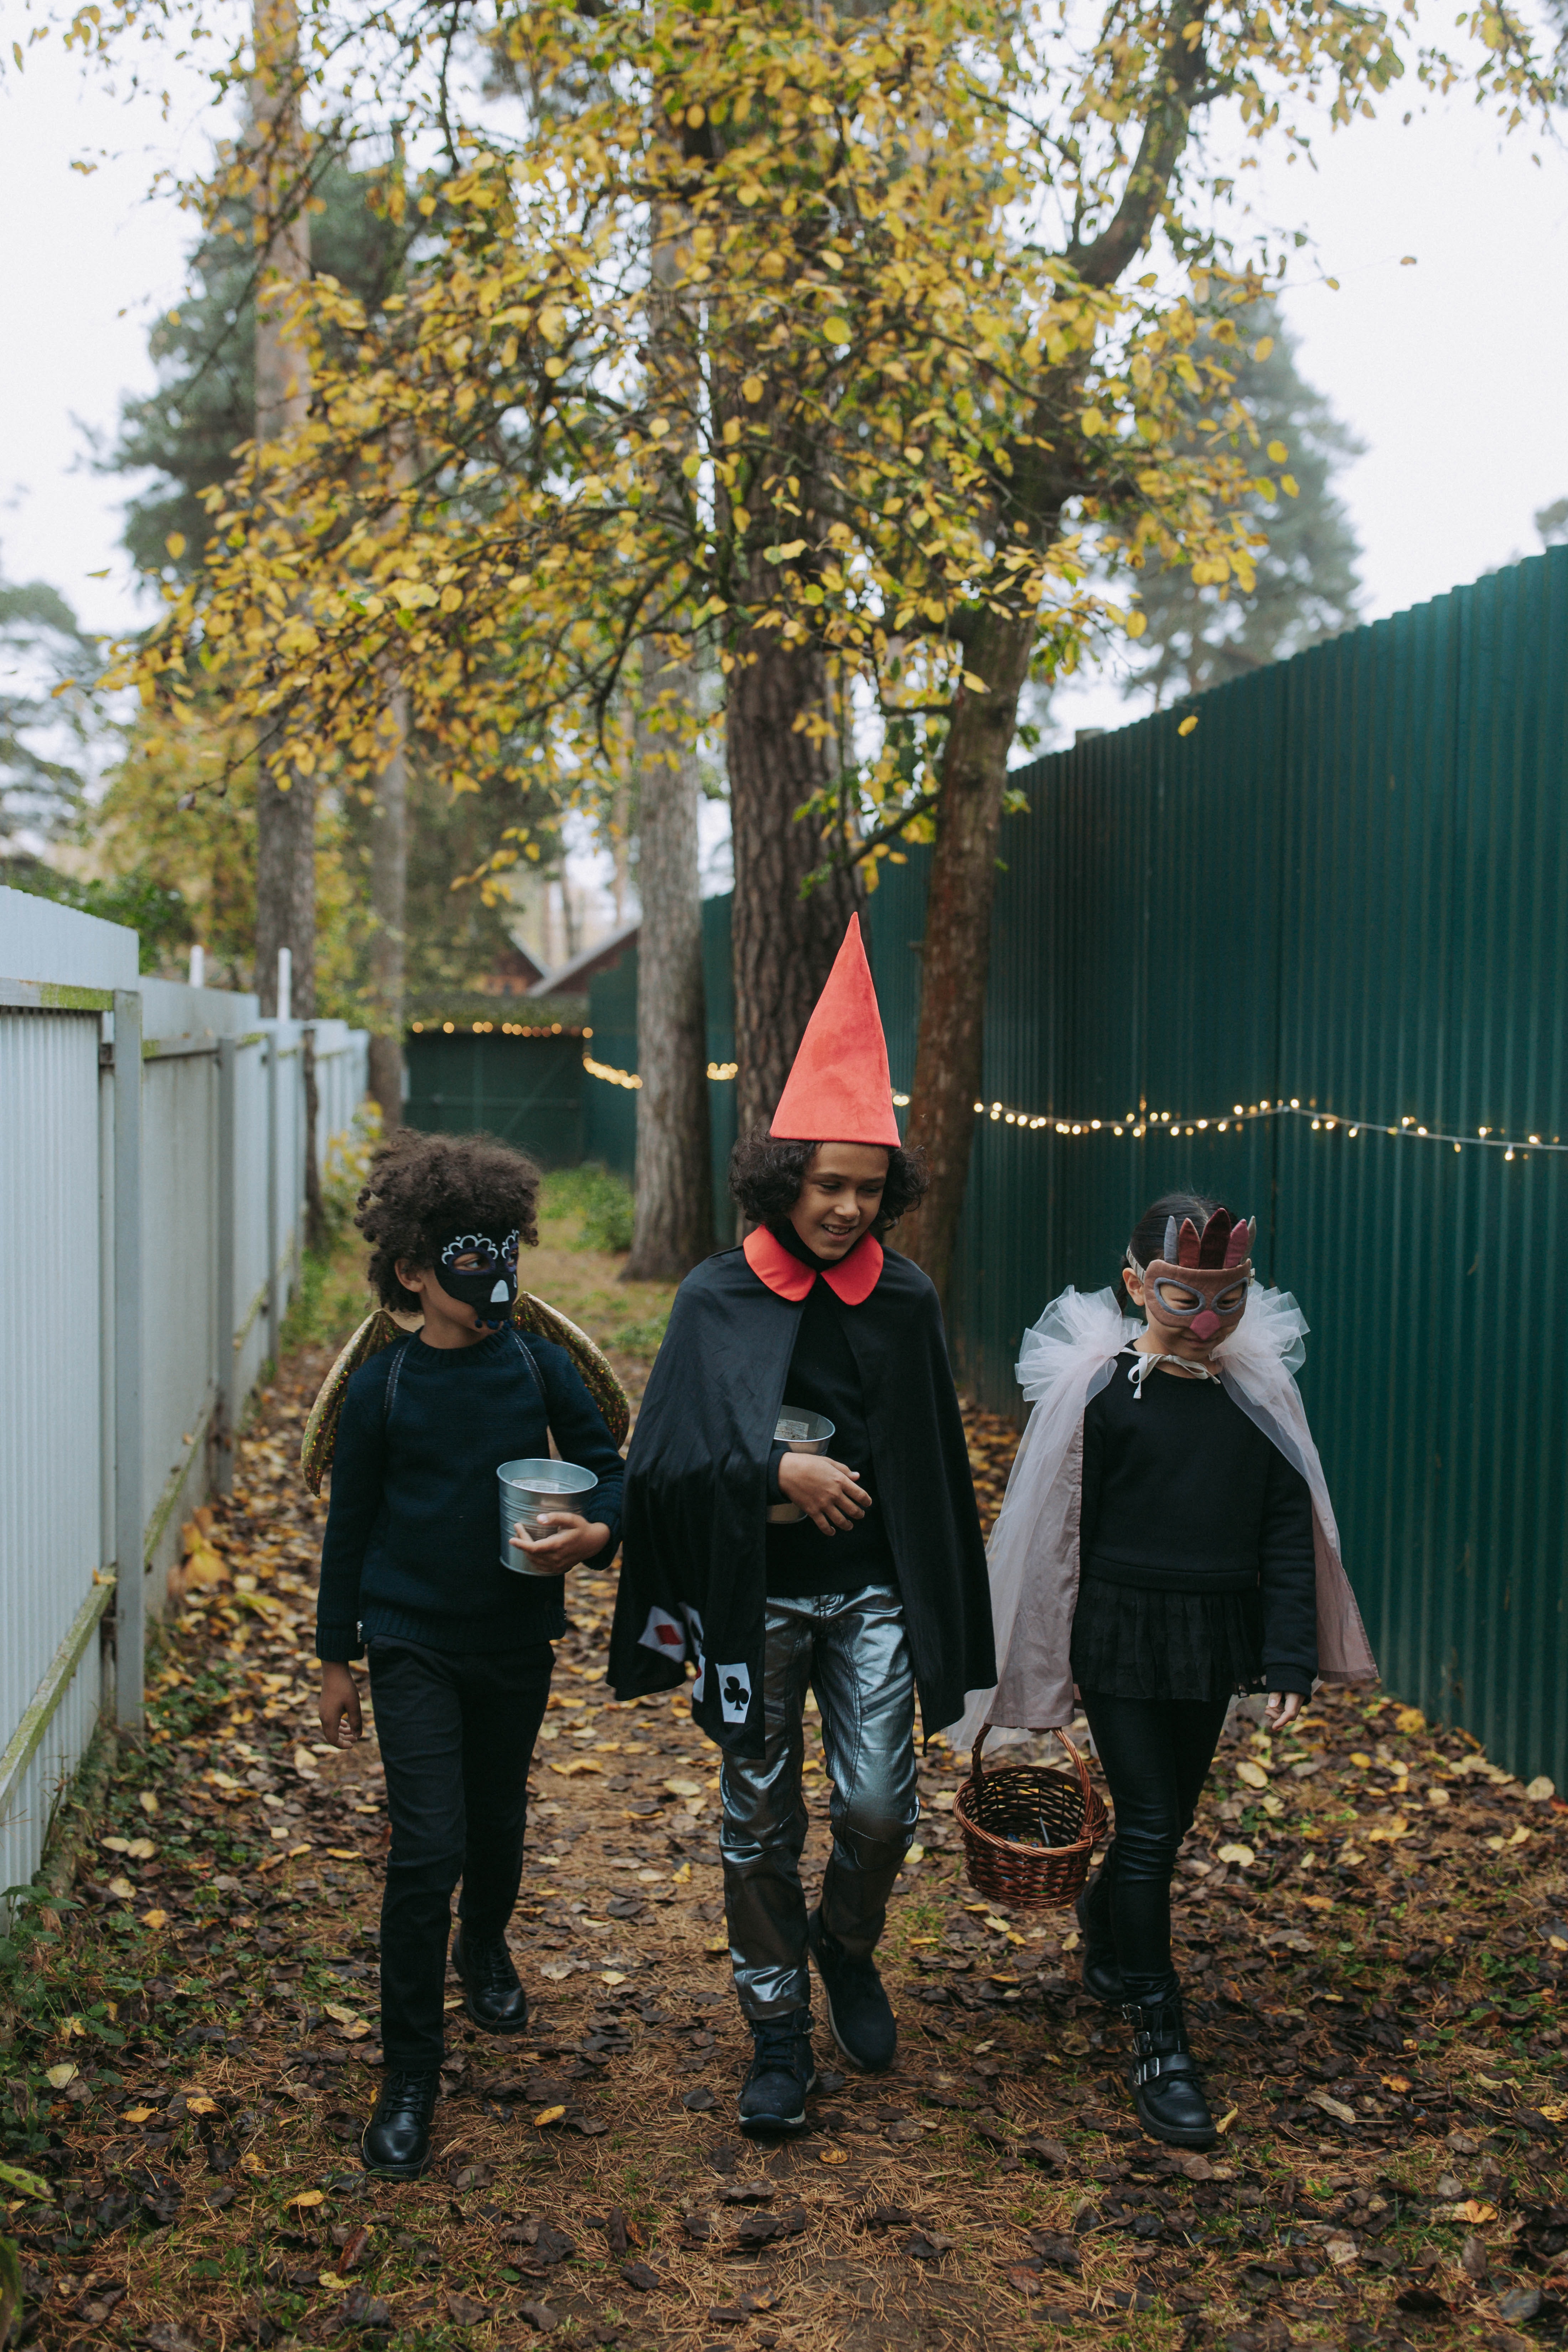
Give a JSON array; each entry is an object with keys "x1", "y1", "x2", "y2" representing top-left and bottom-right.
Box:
[
  {"x1": 1122, "y1": 1990, "x2": 1217, "y2": 2150},
  {"x1": 808, "y1": 1908, "x2": 897, "y2": 2073},
  {"x1": 738, "y1": 2010, "x2": 817, "y2": 2134},
  {"x1": 362, "y1": 2068, "x2": 439, "y2": 2178},
  {"x1": 1075, "y1": 1852, "x2": 1127, "y2": 2005},
  {"x1": 451, "y1": 1928, "x2": 529, "y2": 2033}
]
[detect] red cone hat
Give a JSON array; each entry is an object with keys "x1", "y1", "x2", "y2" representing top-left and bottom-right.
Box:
[{"x1": 770, "y1": 915, "x2": 901, "y2": 1147}]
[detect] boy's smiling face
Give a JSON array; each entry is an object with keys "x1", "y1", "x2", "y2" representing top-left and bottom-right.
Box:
[{"x1": 784, "y1": 1142, "x2": 890, "y2": 1261}]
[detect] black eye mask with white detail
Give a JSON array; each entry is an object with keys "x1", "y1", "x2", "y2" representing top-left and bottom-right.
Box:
[{"x1": 435, "y1": 1228, "x2": 520, "y2": 1327}]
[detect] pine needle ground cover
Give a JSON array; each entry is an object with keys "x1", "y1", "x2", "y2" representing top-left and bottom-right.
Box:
[{"x1": 5, "y1": 1247, "x2": 1567, "y2": 2352}]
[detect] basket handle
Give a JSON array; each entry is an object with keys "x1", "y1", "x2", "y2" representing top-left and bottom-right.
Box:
[{"x1": 971, "y1": 1722, "x2": 1094, "y2": 1815}]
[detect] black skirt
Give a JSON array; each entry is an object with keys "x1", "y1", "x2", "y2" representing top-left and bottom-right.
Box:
[{"x1": 1070, "y1": 1572, "x2": 1265, "y2": 1704}]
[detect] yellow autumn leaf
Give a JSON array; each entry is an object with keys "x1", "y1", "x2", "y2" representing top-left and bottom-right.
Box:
[
  {"x1": 1236, "y1": 1760, "x2": 1270, "y2": 1789},
  {"x1": 533, "y1": 2105, "x2": 567, "y2": 2128},
  {"x1": 960, "y1": 671, "x2": 988, "y2": 692},
  {"x1": 601, "y1": 1970, "x2": 628, "y2": 1986},
  {"x1": 141, "y1": 1910, "x2": 169, "y2": 1930},
  {"x1": 165, "y1": 532, "x2": 187, "y2": 559},
  {"x1": 1178, "y1": 715, "x2": 1199, "y2": 737},
  {"x1": 45, "y1": 2064, "x2": 78, "y2": 2089},
  {"x1": 288, "y1": 2190, "x2": 326, "y2": 2209},
  {"x1": 123, "y1": 2105, "x2": 156, "y2": 2124},
  {"x1": 1253, "y1": 336, "x2": 1274, "y2": 362},
  {"x1": 819, "y1": 2146, "x2": 848, "y2": 2164},
  {"x1": 1280, "y1": 474, "x2": 1299, "y2": 498},
  {"x1": 664, "y1": 1778, "x2": 702, "y2": 1798},
  {"x1": 740, "y1": 376, "x2": 764, "y2": 403},
  {"x1": 823, "y1": 316, "x2": 851, "y2": 343},
  {"x1": 1266, "y1": 439, "x2": 1289, "y2": 463},
  {"x1": 1217, "y1": 1841, "x2": 1255, "y2": 1867},
  {"x1": 1124, "y1": 611, "x2": 1147, "y2": 638},
  {"x1": 108, "y1": 1877, "x2": 136, "y2": 1900},
  {"x1": 138, "y1": 1791, "x2": 159, "y2": 1816},
  {"x1": 1080, "y1": 407, "x2": 1106, "y2": 436}
]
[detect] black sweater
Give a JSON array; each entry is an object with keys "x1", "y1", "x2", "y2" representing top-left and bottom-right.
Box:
[
  {"x1": 763, "y1": 1229, "x2": 896, "y2": 1597},
  {"x1": 315, "y1": 1325, "x2": 624, "y2": 1662},
  {"x1": 1080, "y1": 1350, "x2": 1317, "y2": 1694}
]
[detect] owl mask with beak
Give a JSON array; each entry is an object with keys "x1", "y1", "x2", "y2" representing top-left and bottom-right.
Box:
[{"x1": 1130, "y1": 1208, "x2": 1255, "y2": 1346}]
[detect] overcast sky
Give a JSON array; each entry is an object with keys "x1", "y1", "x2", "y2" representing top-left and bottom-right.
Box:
[{"x1": 2, "y1": 22, "x2": 1565, "y2": 681}]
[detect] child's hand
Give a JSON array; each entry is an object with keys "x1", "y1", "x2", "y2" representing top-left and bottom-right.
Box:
[
  {"x1": 777, "y1": 1452, "x2": 872, "y2": 1534},
  {"x1": 511, "y1": 1512, "x2": 611, "y2": 1575},
  {"x1": 1263, "y1": 1690, "x2": 1305, "y2": 1732},
  {"x1": 319, "y1": 1661, "x2": 363, "y2": 1747}
]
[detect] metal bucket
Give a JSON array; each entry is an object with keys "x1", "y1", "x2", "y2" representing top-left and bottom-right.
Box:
[
  {"x1": 767, "y1": 1409, "x2": 837, "y2": 1525},
  {"x1": 498, "y1": 1456, "x2": 598, "y2": 1574}
]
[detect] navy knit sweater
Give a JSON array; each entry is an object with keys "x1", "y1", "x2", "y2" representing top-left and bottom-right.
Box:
[{"x1": 315, "y1": 1325, "x2": 624, "y2": 1662}]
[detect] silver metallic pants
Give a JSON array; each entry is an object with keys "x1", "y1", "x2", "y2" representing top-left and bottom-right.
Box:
[{"x1": 720, "y1": 1585, "x2": 919, "y2": 2020}]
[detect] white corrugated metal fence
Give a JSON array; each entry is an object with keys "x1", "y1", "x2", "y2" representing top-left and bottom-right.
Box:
[{"x1": 0, "y1": 889, "x2": 368, "y2": 1904}]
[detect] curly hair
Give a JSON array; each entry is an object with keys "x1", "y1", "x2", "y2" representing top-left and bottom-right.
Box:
[
  {"x1": 355, "y1": 1129, "x2": 542, "y2": 1310},
  {"x1": 728, "y1": 1131, "x2": 928, "y2": 1234}
]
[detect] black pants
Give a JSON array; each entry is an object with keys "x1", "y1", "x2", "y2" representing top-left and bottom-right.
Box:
[
  {"x1": 1080, "y1": 1688, "x2": 1231, "y2": 2005},
  {"x1": 368, "y1": 1637, "x2": 554, "y2": 2071}
]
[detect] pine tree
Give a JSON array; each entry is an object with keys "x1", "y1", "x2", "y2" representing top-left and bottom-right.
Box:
[{"x1": 1124, "y1": 305, "x2": 1365, "y2": 705}]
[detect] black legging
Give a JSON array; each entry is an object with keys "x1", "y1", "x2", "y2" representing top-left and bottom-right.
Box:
[{"x1": 1080, "y1": 1689, "x2": 1231, "y2": 2004}]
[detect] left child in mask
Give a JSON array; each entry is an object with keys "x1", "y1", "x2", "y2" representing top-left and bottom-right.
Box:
[{"x1": 314, "y1": 1131, "x2": 625, "y2": 2180}]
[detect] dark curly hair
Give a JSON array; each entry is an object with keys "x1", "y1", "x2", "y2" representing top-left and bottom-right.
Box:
[
  {"x1": 728, "y1": 1131, "x2": 929, "y2": 1234},
  {"x1": 356, "y1": 1129, "x2": 542, "y2": 1311}
]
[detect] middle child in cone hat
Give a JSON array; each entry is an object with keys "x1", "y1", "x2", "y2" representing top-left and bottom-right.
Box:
[{"x1": 609, "y1": 916, "x2": 995, "y2": 2131}]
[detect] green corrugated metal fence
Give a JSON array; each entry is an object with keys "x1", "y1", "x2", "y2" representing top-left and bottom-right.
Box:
[
  {"x1": 870, "y1": 547, "x2": 1568, "y2": 1786},
  {"x1": 584, "y1": 898, "x2": 739, "y2": 1246}
]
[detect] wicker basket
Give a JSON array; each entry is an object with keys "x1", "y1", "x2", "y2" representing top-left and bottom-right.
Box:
[{"x1": 954, "y1": 1725, "x2": 1109, "y2": 1911}]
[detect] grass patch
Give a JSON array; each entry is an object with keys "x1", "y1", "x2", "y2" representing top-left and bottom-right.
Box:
[{"x1": 540, "y1": 1162, "x2": 635, "y2": 1255}]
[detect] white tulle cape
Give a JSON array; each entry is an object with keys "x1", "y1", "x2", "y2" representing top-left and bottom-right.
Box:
[{"x1": 944, "y1": 1282, "x2": 1378, "y2": 1749}]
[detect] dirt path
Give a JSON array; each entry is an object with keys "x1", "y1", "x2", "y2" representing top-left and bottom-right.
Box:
[{"x1": 5, "y1": 1237, "x2": 1568, "y2": 2352}]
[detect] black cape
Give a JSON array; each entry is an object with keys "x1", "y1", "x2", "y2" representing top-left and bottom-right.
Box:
[{"x1": 607, "y1": 1241, "x2": 996, "y2": 1756}]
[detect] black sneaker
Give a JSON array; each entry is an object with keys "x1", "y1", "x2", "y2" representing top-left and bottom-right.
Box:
[
  {"x1": 738, "y1": 2012, "x2": 817, "y2": 2135},
  {"x1": 808, "y1": 1907, "x2": 896, "y2": 2073},
  {"x1": 362, "y1": 2068, "x2": 439, "y2": 2178},
  {"x1": 451, "y1": 1928, "x2": 529, "y2": 2034}
]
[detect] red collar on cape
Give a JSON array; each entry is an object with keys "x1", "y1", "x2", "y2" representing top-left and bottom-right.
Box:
[{"x1": 742, "y1": 1225, "x2": 885, "y2": 1307}]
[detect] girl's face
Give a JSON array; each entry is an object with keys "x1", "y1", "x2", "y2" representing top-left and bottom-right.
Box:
[
  {"x1": 786, "y1": 1142, "x2": 890, "y2": 1261},
  {"x1": 1125, "y1": 1261, "x2": 1250, "y2": 1351}
]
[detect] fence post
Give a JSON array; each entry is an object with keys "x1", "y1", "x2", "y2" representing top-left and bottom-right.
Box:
[
  {"x1": 266, "y1": 1028, "x2": 281, "y2": 1372},
  {"x1": 214, "y1": 1035, "x2": 238, "y2": 1494},
  {"x1": 112, "y1": 987, "x2": 145, "y2": 1736}
]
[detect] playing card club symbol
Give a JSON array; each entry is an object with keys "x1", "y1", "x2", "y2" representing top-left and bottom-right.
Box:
[{"x1": 719, "y1": 1668, "x2": 753, "y2": 1724}]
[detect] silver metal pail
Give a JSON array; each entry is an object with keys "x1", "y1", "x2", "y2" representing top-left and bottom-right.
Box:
[
  {"x1": 498, "y1": 1457, "x2": 598, "y2": 1574},
  {"x1": 766, "y1": 1409, "x2": 837, "y2": 1525}
]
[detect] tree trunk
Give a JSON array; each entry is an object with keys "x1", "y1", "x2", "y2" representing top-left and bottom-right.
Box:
[
  {"x1": 250, "y1": 0, "x2": 315, "y2": 1008},
  {"x1": 726, "y1": 626, "x2": 864, "y2": 1140},
  {"x1": 898, "y1": 608, "x2": 1038, "y2": 1298},
  {"x1": 623, "y1": 646, "x2": 713, "y2": 1280},
  {"x1": 367, "y1": 682, "x2": 408, "y2": 1130}
]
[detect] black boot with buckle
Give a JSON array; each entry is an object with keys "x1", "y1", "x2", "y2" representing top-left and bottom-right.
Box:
[
  {"x1": 1075, "y1": 1846, "x2": 1127, "y2": 2006},
  {"x1": 451, "y1": 1928, "x2": 529, "y2": 2034},
  {"x1": 1123, "y1": 1989, "x2": 1218, "y2": 2150}
]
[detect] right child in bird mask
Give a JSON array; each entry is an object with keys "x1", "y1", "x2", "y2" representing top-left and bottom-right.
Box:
[{"x1": 943, "y1": 1192, "x2": 1377, "y2": 2151}]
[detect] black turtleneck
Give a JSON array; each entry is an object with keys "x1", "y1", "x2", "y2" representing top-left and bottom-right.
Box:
[{"x1": 762, "y1": 1223, "x2": 897, "y2": 1597}]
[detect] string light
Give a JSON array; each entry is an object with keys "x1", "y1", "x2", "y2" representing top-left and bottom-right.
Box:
[
  {"x1": 578, "y1": 1053, "x2": 1559, "y2": 1159},
  {"x1": 963, "y1": 1097, "x2": 1563, "y2": 1157},
  {"x1": 583, "y1": 1053, "x2": 740, "y2": 1090},
  {"x1": 410, "y1": 1018, "x2": 578, "y2": 1038}
]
